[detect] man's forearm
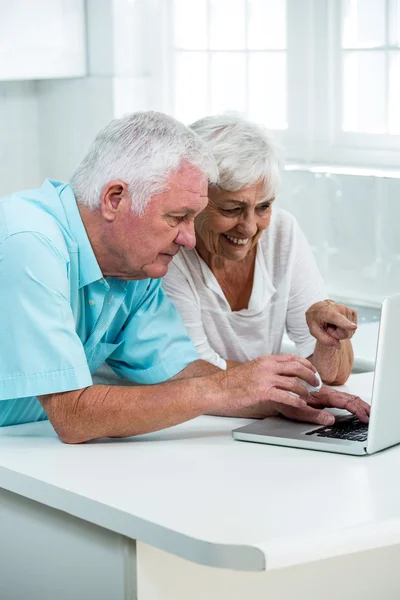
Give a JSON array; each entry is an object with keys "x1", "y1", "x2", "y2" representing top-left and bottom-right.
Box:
[
  {"x1": 208, "y1": 403, "x2": 279, "y2": 418},
  {"x1": 309, "y1": 339, "x2": 354, "y2": 385},
  {"x1": 172, "y1": 358, "x2": 263, "y2": 417},
  {"x1": 171, "y1": 359, "x2": 241, "y2": 378},
  {"x1": 169, "y1": 359, "x2": 221, "y2": 379},
  {"x1": 188, "y1": 359, "x2": 272, "y2": 418},
  {"x1": 39, "y1": 371, "x2": 225, "y2": 444},
  {"x1": 39, "y1": 360, "x2": 255, "y2": 444}
]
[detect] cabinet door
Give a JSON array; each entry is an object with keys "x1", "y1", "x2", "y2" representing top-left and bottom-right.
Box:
[{"x1": 0, "y1": 0, "x2": 86, "y2": 80}]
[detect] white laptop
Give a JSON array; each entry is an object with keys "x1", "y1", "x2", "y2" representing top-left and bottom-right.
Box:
[{"x1": 232, "y1": 293, "x2": 400, "y2": 456}]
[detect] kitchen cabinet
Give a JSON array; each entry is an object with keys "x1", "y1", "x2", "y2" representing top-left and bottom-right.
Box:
[{"x1": 0, "y1": 0, "x2": 86, "y2": 80}]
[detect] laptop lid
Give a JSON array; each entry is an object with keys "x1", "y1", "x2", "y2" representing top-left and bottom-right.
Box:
[{"x1": 367, "y1": 293, "x2": 400, "y2": 454}]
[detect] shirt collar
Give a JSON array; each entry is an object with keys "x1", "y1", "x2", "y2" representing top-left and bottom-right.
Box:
[{"x1": 44, "y1": 179, "x2": 103, "y2": 289}]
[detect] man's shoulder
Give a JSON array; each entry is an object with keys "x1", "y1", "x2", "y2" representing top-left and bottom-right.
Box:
[{"x1": 0, "y1": 188, "x2": 69, "y2": 259}]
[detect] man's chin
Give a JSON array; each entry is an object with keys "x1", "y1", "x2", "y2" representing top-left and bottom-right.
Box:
[{"x1": 142, "y1": 264, "x2": 169, "y2": 279}]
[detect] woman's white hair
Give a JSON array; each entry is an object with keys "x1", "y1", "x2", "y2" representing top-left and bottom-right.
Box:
[
  {"x1": 189, "y1": 114, "x2": 282, "y2": 198},
  {"x1": 70, "y1": 111, "x2": 218, "y2": 214}
]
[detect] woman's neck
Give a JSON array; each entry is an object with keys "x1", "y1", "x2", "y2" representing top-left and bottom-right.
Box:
[
  {"x1": 195, "y1": 237, "x2": 257, "y2": 311},
  {"x1": 195, "y1": 235, "x2": 256, "y2": 272}
]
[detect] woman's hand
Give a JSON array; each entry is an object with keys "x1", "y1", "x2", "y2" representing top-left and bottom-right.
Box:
[
  {"x1": 264, "y1": 385, "x2": 370, "y2": 426},
  {"x1": 306, "y1": 300, "x2": 358, "y2": 349}
]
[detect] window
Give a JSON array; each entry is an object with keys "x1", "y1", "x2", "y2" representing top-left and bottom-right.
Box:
[
  {"x1": 341, "y1": 0, "x2": 400, "y2": 135},
  {"x1": 323, "y1": 0, "x2": 400, "y2": 167},
  {"x1": 168, "y1": 0, "x2": 287, "y2": 129},
  {"x1": 135, "y1": 0, "x2": 400, "y2": 168}
]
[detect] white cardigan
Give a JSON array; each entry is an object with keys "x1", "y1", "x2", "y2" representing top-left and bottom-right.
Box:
[{"x1": 162, "y1": 208, "x2": 326, "y2": 370}]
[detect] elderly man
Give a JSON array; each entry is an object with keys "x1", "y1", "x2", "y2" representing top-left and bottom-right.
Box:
[{"x1": 0, "y1": 112, "x2": 368, "y2": 443}]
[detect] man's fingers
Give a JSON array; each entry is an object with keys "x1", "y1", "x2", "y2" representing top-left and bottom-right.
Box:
[
  {"x1": 313, "y1": 388, "x2": 371, "y2": 413},
  {"x1": 268, "y1": 389, "x2": 308, "y2": 409},
  {"x1": 339, "y1": 397, "x2": 370, "y2": 423},
  {"x1": 309, "y1": 388, "x2": 370, "y2": 424},
  {"x1": 276, "y1": 354, "x2": 317, "y2": 371},
  {"x1": 347, "y1": 404, "x2": 369, "y2": 423},
  {"x1": 278, "y1": 404, "x2": 335, "y2": 426},
  {"x1": 278, "y1": 362, "x2": 320, "y2": 387},
  {"x1": 274, "y1": 376, "x2": 312, "y2": 401}
]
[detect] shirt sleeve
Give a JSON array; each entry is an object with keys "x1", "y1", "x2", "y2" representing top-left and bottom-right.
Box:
[
  {"x1": 285, "y1": 221, "x2": 327, "y2": 358},
  {"x1": 106, "y1": 278, "x2": 201, "y2": 384},
  {"x1": 162, "y1": 262, "x2": 227, "y2": 370},
  {"x1": 0, "y1": 232, "x2": 92, "y2": 401}
]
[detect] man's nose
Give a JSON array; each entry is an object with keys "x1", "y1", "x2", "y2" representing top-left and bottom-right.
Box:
[{"x1": 175, "y1": 224, "x2": 196, "y2": 250}]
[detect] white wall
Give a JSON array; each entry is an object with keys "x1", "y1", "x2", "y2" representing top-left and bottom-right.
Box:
[
  {"x1": 0, "y1": 0, "x2": 119, "y2": 191},
  {"x1": 36, "y1": 77, "x2": 114, "y2": 182},
  {"x1": 278, "y1": 169, "x2": 400, "y2": 304},
  {"x1": 36, "y1": 0, "x2": 166, "y2": 182},
  {"x1": 36, "y1": 0, "x2": 116, "y2": 182},
  {"x1": 0, "y1": 81, "x2": 40, "y2": 194}
]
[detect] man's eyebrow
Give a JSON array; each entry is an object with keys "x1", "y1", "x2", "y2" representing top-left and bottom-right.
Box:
[{"x1": 168, "y1": 207, "x2": 198, "y2": 214}]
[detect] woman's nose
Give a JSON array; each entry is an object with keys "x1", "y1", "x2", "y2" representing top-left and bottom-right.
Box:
[{"x1": 239, "y1": 212, "x2": 258, "y2": 236}]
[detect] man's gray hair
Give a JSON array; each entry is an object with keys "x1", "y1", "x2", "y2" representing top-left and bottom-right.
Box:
[
  {"x1": 189, "y1": 114, "x2": 282, "y2": 198},
  {"x1": 70, "y1": 111, "x2": 219, "y2": 214}
]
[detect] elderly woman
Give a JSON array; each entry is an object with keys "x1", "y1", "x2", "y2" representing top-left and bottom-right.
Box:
[{"x1": 163, "y1": 114, "x2": 367, "y2": 426}]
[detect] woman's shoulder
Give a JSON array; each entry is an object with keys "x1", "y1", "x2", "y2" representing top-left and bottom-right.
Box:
[
  {"x1": 163, "y1": 247, "x2": 210, "y2": 306},
  {"x1": 271, "y1": 206, "x2": 298, "y2": 230},
  {"x1": 164, "y1": 247, "x2": 203, "y2": 285},
  {"x1": 260, "y1": 206, "x2": 299, "y2": 249}
]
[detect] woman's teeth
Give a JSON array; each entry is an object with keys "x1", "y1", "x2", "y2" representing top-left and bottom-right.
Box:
[{"x1": 224, "y1": 234, "x2": 249, "y2": 245}]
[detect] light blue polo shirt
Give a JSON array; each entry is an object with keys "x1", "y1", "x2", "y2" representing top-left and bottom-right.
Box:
[{"x1": 0, "y1": 179, "x2": 199, "y2": 427}]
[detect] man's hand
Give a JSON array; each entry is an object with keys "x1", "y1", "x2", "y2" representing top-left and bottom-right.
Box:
[
  {"x1": 221, "y1": 353, "x2": 320, "y2": 412},
  {"x1": 306, "y1": 300, "x2": 358, "y2": 349},
  {"x1": 265, "y1": 385, "x2": 370, "y2": 426}
]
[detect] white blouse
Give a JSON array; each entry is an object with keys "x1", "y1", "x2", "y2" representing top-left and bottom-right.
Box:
[{"x1": 162, "y1": 208, "x2": 326, "y2": 370}]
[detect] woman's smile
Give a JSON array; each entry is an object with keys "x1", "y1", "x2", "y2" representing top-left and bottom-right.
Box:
[{"x1": 222, "y1": 233, "x2": 251, "y2": 246}]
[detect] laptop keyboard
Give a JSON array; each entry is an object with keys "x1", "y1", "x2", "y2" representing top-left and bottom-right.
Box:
[{"x1": 305, "y1": 416, "x2": 368, "y2": 442}]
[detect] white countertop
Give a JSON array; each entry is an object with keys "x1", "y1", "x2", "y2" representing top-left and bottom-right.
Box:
[
  {"x1": 282, "y1": 322, "x2": 379, "y2": 371},
  {"x1": 1, "y1": 372, "x2": 400, "y2": 572}
]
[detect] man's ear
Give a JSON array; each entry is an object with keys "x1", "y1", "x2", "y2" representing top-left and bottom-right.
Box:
[{"x1": 100, "y1": 181, "x2": 130, "y2": 222}]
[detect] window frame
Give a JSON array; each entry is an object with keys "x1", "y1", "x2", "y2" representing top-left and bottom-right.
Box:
[
  {"x1": 162, "y1": 0, "x2": 312, "y2": 153},
  {"x1": 315, "y1": 0, "x2": 400, "y2": 168},
  {"x1": 159, "y1": 0, "x2": 400, "y2": 169}
]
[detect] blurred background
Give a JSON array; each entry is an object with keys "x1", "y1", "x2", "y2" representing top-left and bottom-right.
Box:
[{"x1": 1, "y1": 0, "x2": 400, "y2": 309}]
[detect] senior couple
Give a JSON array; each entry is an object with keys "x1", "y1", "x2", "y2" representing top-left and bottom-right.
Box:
[{"x1": 0, "y1": 111, "x2": 369, "y2": 443}]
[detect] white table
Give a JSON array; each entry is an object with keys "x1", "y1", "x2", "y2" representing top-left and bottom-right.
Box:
[{"x1": 1, "y1": 372, "x2": 400, "y2": 600}]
